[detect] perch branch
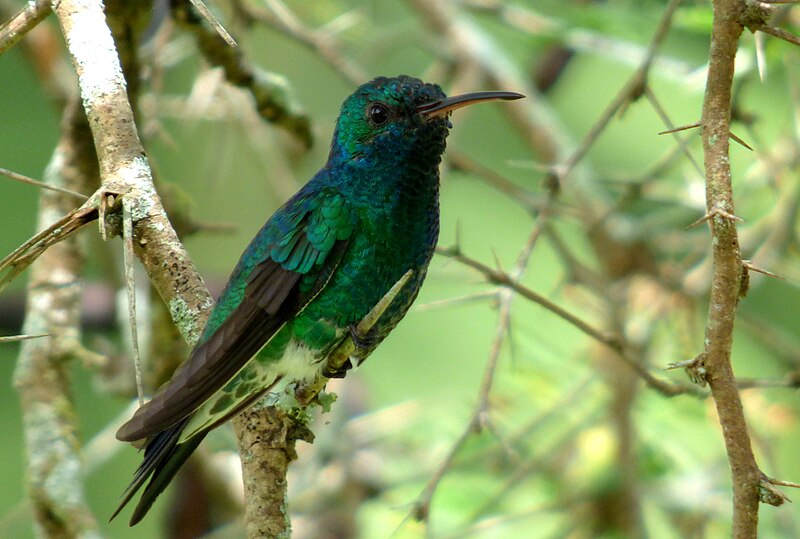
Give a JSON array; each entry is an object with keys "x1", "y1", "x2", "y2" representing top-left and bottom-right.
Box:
[{"x1": 232, "y1": 270, "x2": 413, "y2": 538}]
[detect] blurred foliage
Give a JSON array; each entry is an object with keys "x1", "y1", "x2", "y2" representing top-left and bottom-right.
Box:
[{"x1": 1, "y1": 0, "x2": 800, "y2": 538}]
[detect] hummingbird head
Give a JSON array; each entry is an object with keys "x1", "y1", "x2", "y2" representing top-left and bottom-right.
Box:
[{"x1": 328, "y1": 75, "x2": 523, "y2": 168}]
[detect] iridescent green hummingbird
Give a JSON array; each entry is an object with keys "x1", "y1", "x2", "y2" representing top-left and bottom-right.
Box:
[{"x1": 113, "y1": 75, "x2": 523, "y2": 525}]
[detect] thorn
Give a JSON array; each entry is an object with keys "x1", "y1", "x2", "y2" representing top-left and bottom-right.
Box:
[
  {"x1": 664, "y1": 358, "x2": 696, "y2": 370},
  {"x1": 755, "y1": 32, "x2": 767, "y2": 82},
  {"x1": 742, "y1": 260, "x2": 784, "y2": 280},
  {"x1": 685, "y1": 208, "x2": 744, "y2": 229},
  {"x1": 658, "y1": 121, "x2": 700, "y2": 136},
  {"x1": 759, "y1": 476, "x2": 792, "y2": 506},
  {"x1": 713, "y1": 208, "x2": 745, "y2": 223},
  {"x1": 765, "y1": 475, "x2": 800, "y2": 490},
  {"x1": 685, "y1": 213, "x2": 712, "y2": 229},
  {"x1": 491, "y1": 248, "x2": 504, "y2": 273},
  {"x1": 729, "y1": 130, "x2": 754, "y2": 151},
  {"x1": 665, "y1": 353, "x2": 707, "y2": 387}
]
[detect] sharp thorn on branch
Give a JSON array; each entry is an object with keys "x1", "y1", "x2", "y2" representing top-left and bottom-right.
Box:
[
  {"x1": 665, "y1": 353, "x2": 708, "y2": 387},
  {"x1": 729, "y1": 130, "x2": 754, "y2": 151},
  {"x1": 657, "y1": 121, "x2": 701, "y2": 136}
]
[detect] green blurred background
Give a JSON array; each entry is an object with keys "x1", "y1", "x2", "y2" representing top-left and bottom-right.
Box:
[{"x1": 1, "y1": 1, "x2": 799, "y2": 537}]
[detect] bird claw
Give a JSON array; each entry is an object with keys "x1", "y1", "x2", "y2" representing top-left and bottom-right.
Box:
[
  {"x1": 349, "y1": 323, "x2": 378, "y2": 352},
  {"x1": 322, "y1": 357, "x2": 352, "y2": 378}
]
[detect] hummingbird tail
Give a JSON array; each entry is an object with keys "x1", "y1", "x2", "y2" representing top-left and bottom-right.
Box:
[{"x1": 111, "y1": 416, "x2": 207, "y2": 526}]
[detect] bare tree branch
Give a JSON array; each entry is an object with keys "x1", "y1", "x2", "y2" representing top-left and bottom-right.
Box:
[
  {"x1": 172, "y1": 0, "x2": 313, "y2": 147},
  {"x1": 698, "y1": 1, "x2": 760, "y2": 536},
  {"x1": 0, "y1": 0, "x2": 50, "y2": 55},
  {"x1": 14, "y1": 97, "x2": 101, "y2": 539},
  {"x1": 53, "y1": 0, "x2": 214, "y2": 345}
]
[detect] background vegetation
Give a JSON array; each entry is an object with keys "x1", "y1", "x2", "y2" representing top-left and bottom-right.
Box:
[{"x1": 1, "y1": 0, "x2": 799, "y2": 537}]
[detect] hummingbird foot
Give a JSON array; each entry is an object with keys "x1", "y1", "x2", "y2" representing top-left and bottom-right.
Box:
[
  {"x1": 322, "y1": 357, "x2": 352, "y2": 378},
  {"x1": 321, "y1": 324, "x2": 378, "y2": 378},
  {"x1": 348, "y1": 323, "x2": 379, "y2": 352}
]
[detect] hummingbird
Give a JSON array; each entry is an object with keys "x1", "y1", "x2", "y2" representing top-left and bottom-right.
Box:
[{"x1": 112, "y1": 75, "x2": 523, "y2": 525}]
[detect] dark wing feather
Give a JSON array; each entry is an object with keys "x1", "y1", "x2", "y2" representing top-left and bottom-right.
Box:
[
  {"x1": 116, "y1": 189, "x2": 357, "y2": 443},
  {"x1": 115, "y1": 260, "x2": 302, "y2": 441},
  {"x1": 109, "y1": 416, "x2": 195, "y2": 524}
]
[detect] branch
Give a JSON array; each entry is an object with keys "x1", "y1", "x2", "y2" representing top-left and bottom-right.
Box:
[
  {"x1": 231, "y1": 270, "x2": 413, "y2": 538},
  {"x1": 171, "y1": 0, "x2": 313, "y2": 147},
  {"x1": 251, "y1": 0, "x2": 368, "y2": 85},
  {"x1": 232, "y1": 404, "x2": 311, "y2": 539},
  {"x1": 406, "y1": 0, "x2": 572, "y2": 163},
  {"x1": 14, "y1": 97, "x2": 100, "y2": 538},
  {"x1": 0, "y1": 0, "x2": 50, "y2": 55},
  {"x1": 53, "y1": 0, "x2": 214, "y2": 346},
  {"x1": 557, "y1": 0, "x2": 683, "y2": 182},
  {"x1": 414, "y1": 225, "x2": 544, "y2": 524},
  {"x1": 698, "y1": 1, "x2": 760, "y2": 536},
  {"x1": 435, "y1": 244, "x2": 702, "y2": 397}
]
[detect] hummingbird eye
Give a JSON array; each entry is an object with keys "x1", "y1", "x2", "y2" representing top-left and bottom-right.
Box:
[{"x1": 367, "y1": 103, "x2": 390, "y2": 126}]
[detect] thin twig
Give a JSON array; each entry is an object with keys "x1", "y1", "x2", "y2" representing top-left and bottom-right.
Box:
[
  {"x1": 447, "y1": 148, "x2": 543, "y2": 212},
  {"x1": 0, "y1": 203, "x2": 98, "y2": 293},
  {"x1": 253, "y1": 0, "x2": 367, "y2": 84},
  {"x1": 556, "y1": 0, "x2": 683, "y2": 181},
  {"x1": 435, "y1": 244, "x2": 700, "y2": 397},
  {"x1": 0, "y1": 333, "x2": 49, "y2": 343},
  {"x1": 122, "y1": 197, "x2": 144, "y2": 406},
  {"x1": 172, "y1": 0, "x2": 313, "y2": 147},
  {"x1": 436, "y1": 245, "x2": 617, "y2": 348},
  {"x1": 415, "y1": 221, "x2": 547, "y2": 523},
  {"x1": 187, "y1": 0, "x2": 237, "y2": 46},
  {"x1": 0, "y1": 166, "x2": 88, "y2": 199}
]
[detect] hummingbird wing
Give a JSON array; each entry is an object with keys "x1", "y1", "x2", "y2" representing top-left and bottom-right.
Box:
[{"x1": 116, "y1": 187, "x2": 357, "y2": 443}]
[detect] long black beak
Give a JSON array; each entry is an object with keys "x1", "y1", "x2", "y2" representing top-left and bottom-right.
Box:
[{"x1": 416, "y1": 91, "x2": 524, "y2": 119}]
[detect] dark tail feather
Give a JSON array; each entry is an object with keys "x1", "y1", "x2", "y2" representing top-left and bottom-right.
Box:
[{"x1": 111, "y1": 417, "x2": 207, "y2": 526}]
